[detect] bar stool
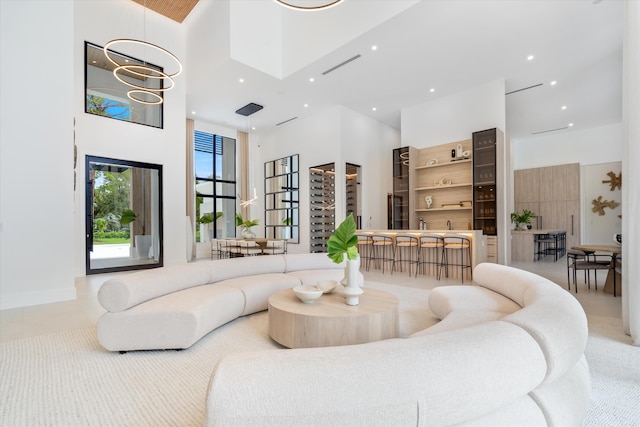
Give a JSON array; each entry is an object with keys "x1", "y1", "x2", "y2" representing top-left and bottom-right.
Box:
[
  {"x1": 371, "y1": 233, "x2": 395, "y2": 273},
  {"x1": 441, "y1": 234, "x2": 472, "y2": 283},
  {"x1": 418, "y1": 234, "x2": 444, "y2": 280},
  {"x1": 393, "y1": 234, "x2": 420, "y2": 277},
  {"x1": 356, "y1": 233, "x2": 373, "y2": 271}
]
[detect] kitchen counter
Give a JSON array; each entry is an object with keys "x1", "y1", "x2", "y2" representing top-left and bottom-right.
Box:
[{"x1": 511, "y1": 229, "x2": 566, "y2": 262}]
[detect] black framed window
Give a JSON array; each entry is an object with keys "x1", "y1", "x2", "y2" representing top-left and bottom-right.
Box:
[
  {"x1": 195, "y1": 131, "x2": 236, "y2": 242},
  {"x1": 84, "y1": 41, "x2": 163, "y2": 128}
]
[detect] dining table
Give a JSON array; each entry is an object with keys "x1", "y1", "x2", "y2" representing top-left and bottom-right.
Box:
[{"x1": 571, "y1": 244, "x2": 622, "y2": 297}]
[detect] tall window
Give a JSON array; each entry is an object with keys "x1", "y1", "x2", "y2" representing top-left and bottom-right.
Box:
[{"x1": 194, "y1": 131, "x2": 236, "y2": 242}]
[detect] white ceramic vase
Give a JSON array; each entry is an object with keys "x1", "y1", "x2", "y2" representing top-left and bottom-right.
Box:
[{"x1": 343, "y1": 255, "x2": 363, "y2": 306}]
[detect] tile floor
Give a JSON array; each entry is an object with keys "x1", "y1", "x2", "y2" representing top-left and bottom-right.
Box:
[{"x1": 0, "y1": 257, "x2": 622, "y2": 343}]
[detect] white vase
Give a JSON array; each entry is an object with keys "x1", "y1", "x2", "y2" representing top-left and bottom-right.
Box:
[
  {"x1": 134, "y1": 235, "x2": 152, "y2": 259},
  {"x1": 241, "y1": 229, "x2": 256, "y2": 239},
  {"x1": 343, "y1": 255, "x2": 363, "y2": 306}
]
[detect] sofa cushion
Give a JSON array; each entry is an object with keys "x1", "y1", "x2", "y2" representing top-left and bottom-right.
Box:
[
  {"x1": 474, "y1": 263, "x2": 588, "y2": 384},
  {"x1": 410, "y1": 310, "x2": 507, "y2": 337},
  {"x1": 98, "y1": 262, "x2": 214, "y2": 312},
  {"x1": 218, "y1": 273, "x2": 301, "y2": 315},
  {"x1": 428, "y1": 285, "x2": 521, "y2": 320},
  {"x1": 97, "y1": 284, "x2": 245, "y2": 351}
]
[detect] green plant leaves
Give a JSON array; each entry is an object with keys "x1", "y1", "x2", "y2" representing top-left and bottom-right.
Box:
[
  {"x1": 327, "y1": 213, "x2": 359, "y2": 263},
  {"x1": 120, "y1": 209, "x2": 137, "y2": 225}
]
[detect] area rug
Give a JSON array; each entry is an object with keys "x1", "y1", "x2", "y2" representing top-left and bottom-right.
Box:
[{"x1": 0, "y1": 282, "x2": 436, "y2": 426}]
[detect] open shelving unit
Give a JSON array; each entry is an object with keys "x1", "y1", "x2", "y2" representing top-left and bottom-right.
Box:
[{"x1": 412, "y1": 140, "x2": 473, "y2": 230}]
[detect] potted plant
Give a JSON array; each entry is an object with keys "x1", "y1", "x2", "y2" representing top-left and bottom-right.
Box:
[
  {"x1": 327, "y1": 213, "x2": 362, "y2": 305},
  {"x1": 235, "y1": 213, "x2": 259, "y2": 239},
  {"x1": 510, "y1": 209, "x2": 537, "y2": 230},
  {"x1": 199, "y1": 211, "x2": 222, "y2": 241},
  {"x1": 120, "y1": 208, "x2": 151, "y2": 258}
]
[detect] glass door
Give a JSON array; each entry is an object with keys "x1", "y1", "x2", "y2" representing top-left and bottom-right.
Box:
[{"x1": 86, "y1": 156, "x2": 163, "y2": 274}]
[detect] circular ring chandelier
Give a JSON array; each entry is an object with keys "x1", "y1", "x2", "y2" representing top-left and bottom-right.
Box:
[
  {"x1": 275, "y1": 0, "x2": 344, "y2": 11},
  {"x1": 103, "y1": 38, "x2": 182, "y2": 105}
]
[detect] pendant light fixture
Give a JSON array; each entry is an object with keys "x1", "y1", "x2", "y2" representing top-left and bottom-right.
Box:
[{"x1": 103, "y1": 0, "x2": 182, "y2": 105}]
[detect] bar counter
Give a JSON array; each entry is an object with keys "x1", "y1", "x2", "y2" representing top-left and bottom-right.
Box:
[{"x1": 357, "y1": 229, "x2": 488, "y2": 272}]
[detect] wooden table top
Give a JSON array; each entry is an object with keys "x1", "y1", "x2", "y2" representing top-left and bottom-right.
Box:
[
  {"x1": 268, "y1": 287, "x2": 399, "y2": 348},
  {"x1": 572, "y1": 244, "x2": 622, "y2": 254}
]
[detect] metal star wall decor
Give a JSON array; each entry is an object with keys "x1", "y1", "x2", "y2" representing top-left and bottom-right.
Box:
[{"x1": 602, "y1": 171, "x2": 622, "y2": 191}]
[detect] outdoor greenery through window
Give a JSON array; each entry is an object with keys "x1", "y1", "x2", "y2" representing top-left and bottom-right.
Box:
[
  {"x1": 86, "y1": 156, "x2": 163, "y2": 274},
  {"x1": 195, "y1": 131, "x2": 236, "y2": 242}
]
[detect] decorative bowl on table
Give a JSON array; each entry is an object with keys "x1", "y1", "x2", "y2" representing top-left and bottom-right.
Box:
[
  {"x1": 293, "y1": 285, "x2": 323, "y2": 303},
  {"x1": 316, "y1": 280, "x2": 338, "y2": 294}
]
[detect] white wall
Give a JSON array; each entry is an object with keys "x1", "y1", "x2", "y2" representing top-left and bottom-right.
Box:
[
  {"x1": 256, "y1": 106, "x2": 399, "y2": 253},
  {"x1": 0, "y1": 1, "x2": 75, "y2": 309},
  {"x1": 511, "y1": 123, "x2": 622, "y2": 170},
  {"x1": 582, "y1": 162, "x2": 622, "y2": 245},
  {"x1": 72, "y1": 0, "x2": 187, "y2": 278},
  {"x1": 401, "y1": 79, "x2": 507, "y2": 149},
  {"x1": 2, "y1": 0, "x2": 189, "y2": 309}
]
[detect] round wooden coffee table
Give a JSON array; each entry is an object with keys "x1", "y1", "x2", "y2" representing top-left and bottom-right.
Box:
[{"x1": 268, "y1": 287, "x2": 399, "y2": 349}]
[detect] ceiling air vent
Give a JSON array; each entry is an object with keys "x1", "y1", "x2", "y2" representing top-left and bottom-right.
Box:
[
  {"x1": 322, "y1": 54, "x2": 362, "y2": 75},
  {"x1": 505, "y1": 83, "x2": 543, "y2": 96},
  {"x1": 531, "y1": 126, "x2": 569, "y2": 135},
  {"x1": 276, "y1": 117, "x2": 298, "y2": 126},
  {"x1": 235, "y1": 103, "x2": 263, "y2": 116}
]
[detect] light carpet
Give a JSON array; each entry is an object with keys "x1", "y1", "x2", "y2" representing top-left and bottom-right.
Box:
[
  {"x1": 0, "y1": 282, "x2": 436, "y2": 426},
  {"x1": 2, "y1": 282, "x2": 638, "y2": 426}
]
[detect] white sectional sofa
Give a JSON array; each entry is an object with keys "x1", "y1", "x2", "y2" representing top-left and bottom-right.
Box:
[
  {"x1": 205, "y1": 263, "x2": 591, "y2": 426},
  {"x1": 96, "y1": 253, "x2": 353, "y2": 352}
]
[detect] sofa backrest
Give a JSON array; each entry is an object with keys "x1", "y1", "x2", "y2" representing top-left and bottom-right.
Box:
[
  {"x1": 98, "y1": 262, "x2": 214, "y2": 312},
  {"x1": 473, "y1": 263, "x2": 588, "y2": 384},
  {"x1": 283, "y1": 253, "x2": 345, "y2": 272}
]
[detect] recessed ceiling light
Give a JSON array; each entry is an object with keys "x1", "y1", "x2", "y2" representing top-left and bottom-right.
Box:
[
  {"x1": 430, "y1": 88, "x2": 435, "y2": 93},
  {"x1": 372, "y1": 107, "x2": 377, "y2": 111},
  {"x1": 304, "y1": 103, "x2": 308, "y2": 107},
  {"x1": 527, "y1": 55, "x2": 534, "y2": 61},
  {"x1": 561, "y1": 105, "x2": 567, "y2": 110},
  {"x1": 309, "y1": 77, "x2": 315, "y2": 82},
  {"x1": 251, "y1": 126, "x2": 256, "y2": 130},
  {"x1": 239, "y1": 78, "x2": 244, "y2": 83},
  {"x1": 371, "y1": 45, "x2": 377, "y2": 51},
  {"x1": 191, "y1": 111, "x2": 196, "y2": 114},
  {"x1": 568, "y1": 123, "x2": 574, "y2": 127},
  {"x1": 550, "y1": 80, "x2": 557, "y2": 86}
]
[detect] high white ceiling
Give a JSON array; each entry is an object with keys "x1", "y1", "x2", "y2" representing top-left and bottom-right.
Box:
[{"x1": 183, "y1": 0, "x2": 623, "y2": 140}]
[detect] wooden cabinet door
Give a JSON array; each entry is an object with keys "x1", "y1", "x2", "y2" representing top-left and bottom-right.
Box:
[
  {"x1": 538, "y1": 201, "x2": 565, "y2": 230},
  {"x1": 565, "y1": 163, "x2": 581, "y2": 201},
  {"x1": 514, "y1": 168, "x2": 540, "y2": 204},
  {"x1": 552, "y1": 164, "x2": 567, "y2": 201},
  {"x1": 539, "y1": 166, "x2": 555, "y2": 202},
  {"x1": 566, "y1": 199, "x2": 581, "y2": 248}
]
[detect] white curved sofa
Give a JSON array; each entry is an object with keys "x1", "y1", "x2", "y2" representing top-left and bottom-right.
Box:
[
  {"x1": 205, "y1": 263, "x2": 591, "y2": 426},
  {"x1": 96, "y1": 253, "x2": 354, "y2": 352}
]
